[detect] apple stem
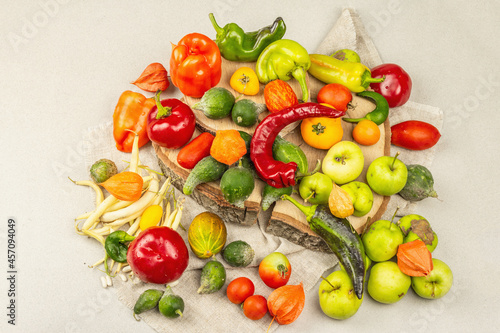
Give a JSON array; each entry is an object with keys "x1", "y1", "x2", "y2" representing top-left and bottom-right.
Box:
[
  {"x1": 390, "y1": 152, "x2": 400, "y2": 171},
  {"x1": 390, "y1": 207, "x2": 400, "y2": 227},
  {"x1": 304, "y1": 191, "x2": 315, "y2": 202},
  {"x1": 320, "y1": 275, "x2": 336, "y2": 290}
]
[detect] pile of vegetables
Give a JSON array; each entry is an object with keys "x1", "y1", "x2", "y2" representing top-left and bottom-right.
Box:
[{"x1": 72, "y1": 11, "x2": 449, "y2": 328}]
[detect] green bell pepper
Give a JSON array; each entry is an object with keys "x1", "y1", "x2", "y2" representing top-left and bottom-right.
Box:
[
  {"x1": 308, "y1": 53, "x2": 384, "y2": 93},
  {"x1": 209, "y1": 13, "x2": 286, "y2": 62},
  {"x1": 256, "y1": 39, "x2": 311, "y2": 102}
]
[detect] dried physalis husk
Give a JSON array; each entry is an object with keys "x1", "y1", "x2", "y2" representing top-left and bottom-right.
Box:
[
  {"x1": 328, "y1": 183, "x2": 354, "y2": 218},
  {"x1": 131, "y1": 63, "x2": 169, "y2": 92}
]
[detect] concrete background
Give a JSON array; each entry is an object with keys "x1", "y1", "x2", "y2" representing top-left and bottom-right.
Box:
[{"x1": 1, "y1": 0, "x2": 499, "y2": 332}]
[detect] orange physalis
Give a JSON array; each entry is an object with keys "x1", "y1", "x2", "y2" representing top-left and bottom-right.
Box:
[
  {"x1": 131, "y1": 63, "x2": 169, "y2": 92},
  {"x1": 99, "y1": 171, "x2": 143, "y2": 201},
  {"x1": 397, "y1": 239, "x2": 433, "y2": 277},
  {"x1": 267, "y1": 283, "x2": 305, "y2": 326},
  {"x1": 210, "y1": 130, "x2": 247, "y2": 165}
]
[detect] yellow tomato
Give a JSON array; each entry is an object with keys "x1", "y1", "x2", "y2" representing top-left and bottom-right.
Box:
[
  {"x1": 301, "y1": 116, "x2": 343, "y2": 150},
  {"x1": 230, "y1": 67, "x2": 260, "y2": 96},
  {"x1": 139, "y1": 205, "x2": 163, "y2": 231},
  {"x1": 352, "y1": 119, "x2": 380, "y2": 146}
]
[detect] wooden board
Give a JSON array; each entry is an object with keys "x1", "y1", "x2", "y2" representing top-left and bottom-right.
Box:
[{"x1": 155, "y1": 59, "x2": 390, "y2": 252}]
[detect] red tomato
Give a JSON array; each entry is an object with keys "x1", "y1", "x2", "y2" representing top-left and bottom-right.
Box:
[
  {"x1": 391, "y1": 120, "x2": 441, "y2": 150},
  {"x1": 370, "y1": 63, "x2": 412, "y2": 108},
  {"x1": 226, "y1": 277, "x2": 255, "y2": 304},
  {"x1": 317, "y1": 83, "x2": 353, "y2": 111},
  {"x1": 243, "y1": 295, "x2": 268, "y2": 320},
  {"x1": 258, "y1": 252, "x2": 291, "y2": 289},
  {"x1": 126, "y1": 226, "x2": 189, "y2": 284}
]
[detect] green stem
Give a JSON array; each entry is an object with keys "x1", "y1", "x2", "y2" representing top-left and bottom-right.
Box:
[
  {"x1": 154, "y1": 90, "x2": 172, "y2": 119},
  {"x1": 390, "y1": 152, "x2": 400, "y2": 171},
  {"x1": 292, "y1": 66, "x2": 309, "y2": 102},
  {"x1": 208, "y1": 13, "x2": 224, "y2": 35},
  {"x1": 281, "y1": 194, "x2": 316, "y2": 221}
]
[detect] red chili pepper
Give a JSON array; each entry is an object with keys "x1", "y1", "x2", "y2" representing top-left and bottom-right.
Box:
[
  {"x1": 391, "y1": 120, "x2": 441, "y2": 150},
  {"x1": 146, "y1": 91, "x2": 196, "y2": 149},
  {"x1": 177, "y1": 132, "x2": 215, "y2": 169},
  {"x1": 250, "y1": 103, "x2": 345, "y2": 188}
]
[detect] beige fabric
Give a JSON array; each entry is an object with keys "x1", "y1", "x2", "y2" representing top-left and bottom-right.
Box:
[{"x1": 82, "y1": 8, "x2": 443, "y2": 332}]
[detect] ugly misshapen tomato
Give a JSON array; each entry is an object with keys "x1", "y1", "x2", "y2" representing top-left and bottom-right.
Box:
[
  {"x1": 258, "y1": 252, "x2": 291, "y2": 289},
  {"x1": 391, "y1": 120, "x2": 441, "y2": 150},
  {"x1": 127, "y1": 226, "x2": 189, "y2": 284},
  {"x1": 317, "y1": 83, "x2": 352, "y2": 111},
  {"x1": 243, "y1": 295, "x2": 268, "y2": 320},
  {"x1": 370, "y1": 63, "x2": 412, "y2": 108},
  {"x1": 226, "y1": 277, "x2": 255, "y2": 304}
]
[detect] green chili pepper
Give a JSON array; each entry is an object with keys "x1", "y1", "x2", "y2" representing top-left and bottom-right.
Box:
[
  {"x1": 209, "y1": 13, "x2": 286, "y2": 62},
  {"x1": 308, "y1": 53, "x2": 384, "y2": 93},
  {"x1": 104, "y1": 230, "x2": 135, "y2": 263},
  {"x1": 343, "y1": 91, "x2": 389, "y2": 125},
  {"x1": 256, "y1": 39, "x2": 311, "y2": 102}
]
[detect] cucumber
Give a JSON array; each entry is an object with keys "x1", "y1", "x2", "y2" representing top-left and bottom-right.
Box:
[
  {"x1": 133, "y1": 289, "x2": 163, "y2": 316},
  {"x1": 398, "y1": 164, "x2": 438, "y2": 201},
  {"x1": 239, "y1": 155, "x2": 257, "y2": 178},
  {"x1": 219, "y1": 164, "x2": 255, "y2": 208},
  {"x1": 158, "y1": 286, "x2": 184, "y2": 319},
  {"x1": 261, "y1": 184, "x2": 293, "y2": 211},
  {"x1": 197, "y1": 258, "x2": 226, "y2": 294},
  {"x1": 222, "y1": 240, "x2": 254, "y2": 267},
  {"x1": 272, "y1": 135, "x2": 308, "y2": 174},
  {"x1": 183, "y1": 156, "x2": 228, "y2": 195},
  {"x1": 193, "y1": 87, "x2": 235, "y2": 120},
  {"x1": 238, "y1": 131, "x2": 252, "y2": 156},
  {"x1": 231, "y1": 99, "x2": 266, "y2": 127}
]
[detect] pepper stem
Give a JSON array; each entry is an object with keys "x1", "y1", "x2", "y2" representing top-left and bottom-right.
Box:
[
  {"x1": 208, "y1": 13, "x2": 224, "y2": 35},
  {"x1": 154, "y1": 90, "x2": 172, "y2": 119},
  {"x1": 292, "y1": 66, "x2": 309, "y2": 103},
  {"x1": 281, "y1": 194, "x2": 316, "y2": 221}
]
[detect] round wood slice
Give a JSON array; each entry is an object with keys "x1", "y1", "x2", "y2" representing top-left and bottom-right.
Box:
[{"x1": 154, "y1": 60, "x2": 390, "y2": 252}]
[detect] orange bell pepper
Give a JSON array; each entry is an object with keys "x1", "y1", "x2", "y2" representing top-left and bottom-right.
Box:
[
  {"x1": 113, "y1": 91, "x2": 156, "y2": 153},
  {"x1": 170, "y1": 33, "x2": 222, "y2": 98}
]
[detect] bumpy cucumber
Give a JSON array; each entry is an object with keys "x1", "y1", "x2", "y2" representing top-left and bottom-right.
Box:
[
  {"x1": 272, "y1": 135, "x2": 308, "y2": 174},
  {"x1": 231, "y1": 99, "x2": 265, "y2": 127},
  {"x1": 222, "y1": 240, "x2": 255, "y2": 267},
  {"x1": 193, "y1": 87, "x2": 235, "y2": 120},
  {"x1": 183, "y1": 156, "x2": 228, "y2": 195},
  {"x1": 399, "y1": 164, "x2": 438, "y2": 201},
  {"x1": 158, "y1": 286, "x2": 184, "y2": 319},
  {"x1": 261, "y1": 184, "x2": 293, "y2": 211},
  {"x1": 220, "y1": 165, "x2": 255, "y2": 208},
  {"x1": 133, "y1": 289, "x2": 163, "y2": 316},
  {"x1": 197, "y1": 259, "x2": 226, "y2": 294}
]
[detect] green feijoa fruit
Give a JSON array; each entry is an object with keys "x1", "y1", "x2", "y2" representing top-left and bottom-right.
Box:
[
  {"x1": 133, "y1": 289, "x2": 164, "y2": 316},
  {"x1": 222, "y1": 240, "x2": 255, "y2": 267},
  {"x1": 197, "y1": 259, "x2": 226, "y2": 294},
  {"x1": 158, "y1": 286, "x2": 184, "y2": 319},
  {"x1": 220, "y1": 165, "x2": 255, "y2": 208},
  {"x1": 193, "y1": 87, "x2": 235, "y2": 120},
  {"x1": 90, "y1": 159, "x2": 118, "y2": 183}
]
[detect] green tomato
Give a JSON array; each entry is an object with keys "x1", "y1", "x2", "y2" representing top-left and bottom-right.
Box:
[
  {"x1": 299, "y1": 173, "x2": 333, "y2": 205},
  {"x1": 341, "y1": 181, "x2": 374, "y2": 217},
  {"x1": 318, "y1": 269, "x2": 363, "y2": 320},
  {"x1": 362, "y1": 219, "x2": 404, "y2": 262},
  {"x1": 367, "y1": 261, "x2": 411, "y2": 304}
]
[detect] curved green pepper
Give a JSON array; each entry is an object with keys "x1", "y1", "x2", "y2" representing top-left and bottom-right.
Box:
[
  {"x1": 308, "y1": 53, "x2": 384, "y2": 93},
  {"x1": 256, "y1": 39, "x2": 311, "y2": 102},
  {"x1": 105, "y1": 230, "x2": 135, "y2": 263},
  {"x1": 343, "y1": 91, "x2": 389, "y2": 125},
  {"x1": 209, "y1": 13, "x2": 286, "y2": 62}
]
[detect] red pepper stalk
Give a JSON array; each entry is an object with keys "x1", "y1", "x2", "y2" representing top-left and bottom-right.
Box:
[{"x1": 250, "y1": 103, "x2": 345, "y2": 188}]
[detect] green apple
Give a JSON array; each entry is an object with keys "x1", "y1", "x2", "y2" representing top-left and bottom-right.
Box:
[
  {"x1": 318, "y1": 269, "x2": 363, "y2": 320},
  {"x1": 398, "y1": 214, "x2": 438, "y2": 252},
  {"x1": 322, "y1": 141, "x2": 364, "y2": 185},
  {"x1": 412, "y1": 258, "x2": 453, "y2": 299},
  {"x1": 362, "y1": 219, "x2": 404, "y2": 262},
  {"x1": 341, "y1": 181, "x2": 374, "y2": 216},
  {"x1": 299, "y1": 173, "x2": 333, "y2": 205},
  {"x1": 367, "y1": 261, "x2": 411, "y2": 304},
  {"x1": 366, "y1": 153, "x2": 408, "y2": 196}
]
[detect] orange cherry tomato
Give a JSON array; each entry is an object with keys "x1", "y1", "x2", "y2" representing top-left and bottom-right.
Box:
[
  {"x1": 300, "y1": 116, "x2": 343, "y2": 150},
  {"x1": 352, "y1": 119, "x2": 380, "y2": 146}
]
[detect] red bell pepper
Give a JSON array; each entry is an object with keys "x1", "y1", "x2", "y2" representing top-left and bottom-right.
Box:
[
  {"x1": 370, "y1": 63, "x2": 412, "y2": 108},
  {"x1": 146, "y1": 91, "x2": 196, "y2": 149},
  {"x1": 177, "y1": 132, "x2": 215, "y2": 169},
  {"x1": 170, "y1": 33, "x2": 222, "y2": 98}
]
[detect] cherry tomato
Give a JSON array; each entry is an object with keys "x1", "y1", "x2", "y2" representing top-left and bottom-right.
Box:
[
  {"x1": 317, "y1": 83, "x2": 352, "y2": 111},
  {"x1": 369, "y1": 63, "x2": 412, "y2": 108},
  {"x1": 258, "y1": 252, "x2": 291, "y2": 289},
  {"x1": 391, "y1": 120, "x2": 441, "y2": 150},
  {"x1": 127, "y1": 226, "x2": 189, "y2": 284},
  {"x1": 226, "y1": 277, "x2": 255, "y2": 304},
  {"x1": 352, "y1": 119, "x2": 381, "y2": 146},
  {"x1": 242, "y1": 295, "x2": 268, "y2": 320},
  {"x1": 300, "y1": 115, "x2": 343, "y2": 150}
]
